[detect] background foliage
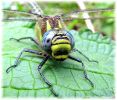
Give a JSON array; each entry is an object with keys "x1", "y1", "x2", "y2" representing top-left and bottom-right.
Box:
[
  {"x1": 2, "y1": 1, "x2": 115, "y2": 98},
  {"x1": 3, "y1": 1, "x2": 115, "y2": 38}
]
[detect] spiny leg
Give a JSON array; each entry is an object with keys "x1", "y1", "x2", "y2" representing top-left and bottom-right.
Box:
[
  {"x1": 73, "y1": 48, "x2": 98, "y2": 63},
  {"x1": 68, "y1": 55, "x2": 94, "y2": 88},
  {"x1": 38, "y1": 56, "x2": 58, "y2": 97},
  {"x1": 6, "y1": 48, "x2": 44, "y2": 73},
  {"x1": 10, "y1": 37, "x2": 40, "y2": 46}
]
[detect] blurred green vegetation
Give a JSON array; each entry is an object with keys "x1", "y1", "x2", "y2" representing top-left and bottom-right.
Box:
[
  {"x1": 3, "y1": 1, "x2": 115, "y2": 39},
  {"x1": 2, "y1": 1, "x2": 115, "y2": 97}
]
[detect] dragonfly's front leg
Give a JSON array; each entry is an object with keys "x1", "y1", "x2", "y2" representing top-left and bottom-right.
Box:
[
  {"x1": 68, "y1": 55, "x2": 94, "y2": 88},
  {"x1": 6, "y1": 48, "x2": 45, "y2": 73},
  {"x1": 73, "y1": 48, "x2": 98, "y2": 63},
  {"x1": 10, "y1": 37, "x2": 40, "y2": 46},
  {"x1": 37, "y1": 56, "x2": 58, "y2": 97}
]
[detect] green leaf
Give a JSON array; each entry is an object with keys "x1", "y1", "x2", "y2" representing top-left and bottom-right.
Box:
[{"x1": 3, "y1": 21, "x2": 115, "y2": 97}]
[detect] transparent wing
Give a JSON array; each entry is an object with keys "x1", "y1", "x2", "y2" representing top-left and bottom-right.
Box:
[
  {"x1": 28, "y1": 1, "x2": 44, "y2": 16},
  {"x1": 2, "y1": 9, "x2": 38, "y2": 21},
  {"x1": 61, "y1": 8, "x2": 114, "y2": 21}
]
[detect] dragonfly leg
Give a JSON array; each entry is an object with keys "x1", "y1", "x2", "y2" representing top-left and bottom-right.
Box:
[
  {"x1": 68, "y1": 55, "x2": 94, "y2": 88},
  {"x1": 73, "y1": 48, "x2": 98, "y2": 63},
  {"x1": 38, "y1": 56, "x2": 58, "y2": 97},
  {"x1": 6, "y1": 48, "x2": 44, "y2": 73},
  {"x1": 10, "y1": 37, "x2": 40, "y2": 46}
]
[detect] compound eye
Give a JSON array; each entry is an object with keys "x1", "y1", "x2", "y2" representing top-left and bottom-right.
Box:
[
  {"x1": 65, "y1": 31, "x2": 75, "y2": 48},
  {"x1": 42, "y1": 30, "x2": 55, "y2": 51}
]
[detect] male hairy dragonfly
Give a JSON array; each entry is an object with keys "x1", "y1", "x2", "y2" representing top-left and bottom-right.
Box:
[{"x1": 2, "y1": 1, "x2": 115, "y2": 97}]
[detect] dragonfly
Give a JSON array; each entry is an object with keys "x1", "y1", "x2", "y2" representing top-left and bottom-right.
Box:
[{"x1": 3, "y1": 1, "x2": 114, "y2": 97}]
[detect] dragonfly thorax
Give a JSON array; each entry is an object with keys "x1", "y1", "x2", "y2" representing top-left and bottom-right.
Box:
[{"x1": 42, "y1": 29, "x2": 74, "y2": 61}]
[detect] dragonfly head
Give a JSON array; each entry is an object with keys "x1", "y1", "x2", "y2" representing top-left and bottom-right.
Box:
[{"x1": 42, "y1": 29, "x2": 74, "y2": 61}]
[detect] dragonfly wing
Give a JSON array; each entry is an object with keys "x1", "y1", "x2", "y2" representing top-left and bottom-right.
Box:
[
  {"x1": 61, "y1": 8, "x2": 114, "y2": 21},
  {"x1": 2, "y1": 9, "x2": 38, "y2": 21},
  {"x1": 28, "y1": 1, "x2": 44, "y2": 16}
]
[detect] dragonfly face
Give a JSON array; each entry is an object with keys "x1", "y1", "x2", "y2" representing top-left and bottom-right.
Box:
[
  {"x1": 42, "y1": 27, "x2": 75, "y2": 61},
  {"x1": 35, "y1": 15, "x2": 75, "y2": 61}
]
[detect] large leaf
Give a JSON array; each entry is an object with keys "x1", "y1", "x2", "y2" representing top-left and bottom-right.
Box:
[{"x1": 2, "y1": 21, "x2": 115, "y2": 97}]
